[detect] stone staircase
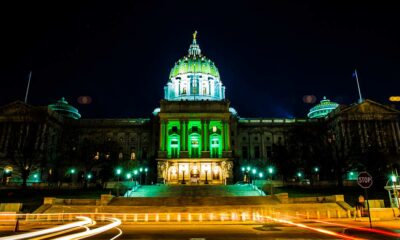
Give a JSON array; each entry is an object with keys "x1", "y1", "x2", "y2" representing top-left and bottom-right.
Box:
[
  {"x1": 125, "y1": 184, "x2": 261, "y2": 198},
  {"x1": 114, "y1": 184, "x2": 275, "y2": 206}
]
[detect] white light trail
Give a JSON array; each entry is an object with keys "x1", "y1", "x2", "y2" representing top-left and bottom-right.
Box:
[
  {"x1": 54, "y1": 217, "x2": 121, "y2": 240},
  {"x1": 0, "y1": 217, "x2": 93, "y2": 240}
]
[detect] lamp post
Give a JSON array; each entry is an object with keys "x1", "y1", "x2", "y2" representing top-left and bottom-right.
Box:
[
  {"x1": 314, "y1": 167, "x2": 320, "y2": 182},
  {"x1": 252, "y1": 168, "x2": 257, "y2": 185},
  {"x1": 391, "y1": 173, "x2": 399, "y2": 208},
  {"x1": 133, "y1": 170, "x2": 138, "y2": 186},
  {"x1": 139, "y1": 168, "x2": 143, "y2": 185},
  {"x1": 115, "y1": 168, "x2": 122, "y2": 197},
  {"x1": 144, "y1": 168, "x2": 148, "y2": 185}
]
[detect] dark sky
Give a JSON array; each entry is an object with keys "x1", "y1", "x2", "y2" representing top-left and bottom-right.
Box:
[{"x1": 2, "y1": 1, "x2": 400, "y2": 118}]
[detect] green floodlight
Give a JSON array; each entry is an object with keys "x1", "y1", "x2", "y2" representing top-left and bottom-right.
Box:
[
  {"x1": 349, "y1": 171, "x2": 354, "y2": 176},
  {"x1": 259, "y1": 172, "x2": 263, "y2": 178},
  {"x1": 252, "y1": 169, "x2": 257, "y2": 174},
  {"x1": 133, "y1": 170, "x2": 138, "y2": 175},
  {"x1": 116, "y1": 168, "x2": 122, "y2": 175},
  {"x1": 314, "y1": 167, "x2": 319, "y2": 173},
  {"x1": 140, "y1": 168, "x2": 143, "y2": 172},
  {"x1": 297, "y1": 172, "x2": 302, "y2": 177},
  {"x1": 268, "y1": 167, "x2": 274, "y2": 174},
  {"x1": 145, "y1": 168, "x2": 148, "y2": 172},
  {"x1": 70, "y1": 168, "x2": 76, "y2": 174},
  {"x1": 87, "y1": 173, "x2": 92, "y2": 179},
  {"x1": 247, "y1": 166, "x2": 251, "y2": 171},
  {"x1": 33, "y1": 174, "x2": 38, "y2": 179},
  {"x1": 241, "y1": 167, "x2": 245, "y2": 172},
  {"x1": 391, "y1": 175, "x2": 397, "y2": 183},
  {"x1": 126, "y1": 173, "x2": 132, "y2": 179}
]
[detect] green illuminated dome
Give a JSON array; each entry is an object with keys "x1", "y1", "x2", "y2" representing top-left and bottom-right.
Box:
[
  {"x1": 48, "y1": 97, "x2": 81, "y2": 120},
  {"x1": 307, "y1": 96, "x2": 339, "y2": 119},
  {"x1": 169, "y1": 56, "x2": 220, "y2": 79},
  {"x1": 165, "y1": 31, "x2": 226, "y2": 101}
]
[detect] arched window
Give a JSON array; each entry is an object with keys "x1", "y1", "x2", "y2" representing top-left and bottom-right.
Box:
[
  {"x1": 203, "y1": 87, "x2": 207, "y2": 95},
  {"x1": 182, "y1": 87, "x2": 187, "y2": 94}
]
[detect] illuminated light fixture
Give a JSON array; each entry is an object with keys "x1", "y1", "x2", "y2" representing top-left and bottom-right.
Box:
[
  {"x1": 33, "y1": 174, "x2": 38, "y2": 179},
  {"x1": 246, "y1": 166, "x2": 251, "y2": 171},
  {"x1": 314, "y1": 167, "x2": 319, "y2": 172},
  {"x1": 252, "y1": 169, "x2": 257, "y2": 174},
  {"x1": 241, "y1": 167, "x2": 245, "y2": 172},
  {"x1": 258, "y1": 172, "x2": 263, "y2": 178},
  {"x1": 140, "y1": 168, "x2": 143, "y2": 172},
  {"x1": 268, "y1": 167, "x2": 274, "y2": 174},
  {"x1": 212, "y1": 126, "x2": 217, "y2": 132},
  {"x1": 389, "y1": 96, "x2": 400, "y2": 102},
  {"x1": 87, "y1": 174, "x2": 92, "y2": 179},
  {"x1": 126, "y1": 173, "x2": 132, "y2": 179},
  {"x1": 70, "y1": 168, "x2": 76, "y2": 174},
  {"x1": 133, "y1": 170, "x2": 138, "y2": 175},
  {"x1": 391, "y1": 175, "x2": 397, "y2": 183},
  {"x1": 116, "y1": 168, "x2": 122, "y2": 175},
  {"x1": 145, "y1": 168, "x2": 148, "y2": 172},
  {"x1": 307, "y1": 96, "x2": 339, "y2": 119},
  {"x1": 297, "y1": 172, "x2": 302, "y2": 177}
]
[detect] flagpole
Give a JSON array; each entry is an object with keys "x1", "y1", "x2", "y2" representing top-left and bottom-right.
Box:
[
  {"x1": 24, "y1": 71, "x2": 32, "y2": 104},
  {"x1": 354, "y1": 69, "x2": 363, "y2": 103}
]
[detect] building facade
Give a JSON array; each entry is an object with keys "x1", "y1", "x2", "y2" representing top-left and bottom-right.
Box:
[{"x1": 1, "y1": 34, "x2": 399, "y2": 185}]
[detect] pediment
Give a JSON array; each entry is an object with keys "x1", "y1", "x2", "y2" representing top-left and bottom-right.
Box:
[
  {"x1": 0, "y1": 101, "x2": 36, "y2": 116},
  {"x1": 335, "y1": 99, "x2": 400, "y2": 120}
]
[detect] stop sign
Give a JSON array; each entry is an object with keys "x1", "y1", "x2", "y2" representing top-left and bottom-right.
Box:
[{"x1": 357, "y1": 171, "x2": 373, "y2": 189}]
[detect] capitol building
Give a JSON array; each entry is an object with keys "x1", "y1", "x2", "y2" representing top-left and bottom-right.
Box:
[{"x1": 1, "y1": 33, "x2": 399, "y2": 185}]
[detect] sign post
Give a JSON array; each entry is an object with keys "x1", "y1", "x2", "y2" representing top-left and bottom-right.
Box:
[{"x1": 357, "y1": 171, "x2": 373, "y2": 228}]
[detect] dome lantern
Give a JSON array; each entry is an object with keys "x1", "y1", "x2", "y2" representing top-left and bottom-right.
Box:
[
  {"x1": 48, "y1": 97, "x2": 81, "y2": 120},
  {"x1": 307, "y1": 96, "x2": 339, "y2": 119}
]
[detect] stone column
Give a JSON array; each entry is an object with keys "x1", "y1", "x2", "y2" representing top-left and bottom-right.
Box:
[
  {"x1": 159, "y1": 120, "x2": 165, "y2": 151},
  {"x1": 184, "y1": 120, "x2": 188, "y2": 151},
  {"x1": 180, "y1": 120, "x2": 184, "y2": 151},
  {"x1": 223, "y1": 120, "x2": 231, "y2": 151},
  {"x1": 391, "y1": 121, "x2": 399, "y2": 150},
  {"x1": 205, "y1": 121, "x2": 209, "y2": 151},
  {"x1": 201, "y1": 120, "x2": 206, "y2": 151},
  {"x1": 164, "y1": 120, "x2": 169, "y2": 151}
]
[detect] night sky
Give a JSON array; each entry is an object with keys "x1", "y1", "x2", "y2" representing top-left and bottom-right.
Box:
[{"x1": 2, "y1": 1, "x2": 400, "y2": 118}]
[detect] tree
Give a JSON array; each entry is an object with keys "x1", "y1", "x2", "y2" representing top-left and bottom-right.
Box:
[{"x1": 2, "y1": 122, "x2": 46, "y2": 188}]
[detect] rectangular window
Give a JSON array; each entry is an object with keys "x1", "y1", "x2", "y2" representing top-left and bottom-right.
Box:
[
  {"x1": 266, "y1": 146, "x2": 272, "y2": 158},
  {"x1": 242, "y1": 146, "x2": 248, "y2": 159},
  {"x1": 254, "y1": 146, "x2": 260, "y2": 159}
]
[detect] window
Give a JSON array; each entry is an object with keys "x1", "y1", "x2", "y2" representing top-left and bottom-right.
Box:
[
  {"x1": 182, "y1": 87, "x2": 187, "y2": 94},
  {"x1": 254, "y1": 146, "x2": 260, "y2": 159},
  {"x1": 266, "y1": 146, "x2": 272, "y2": 158},
  {"x1": 242, "y1": 146, "x2": 248, "y2": 159},
  {"x1": 254, "y1": 137, "x2": 258, "y2": 141},
  {"x1": 94, "y1": 152, "x2": 100, "y2": 160},
  {"x1": 118, "y1": 152, "x2": 123, "y2": 160},
  {"x1": 192, "y1": 126, "x2": 198, "y2": 132},
  {"x1": 142, "y1": 148, "x2": 147, "y2": 159},
  {"x1": 171, "y1": 139, "x2": 179, "y2": 158},
  {"x1": 172, "y1": 126, "x2": 178, "y2": 133},
  {"x1": 130, "y1": 151, "x2": 136, "y2": 160},
  {"x1": 212, "y1": 126, "x2": 217, "y2": 133},
  {"x1": 203, "y1": 87, "x2": 207, "y2": 95}
]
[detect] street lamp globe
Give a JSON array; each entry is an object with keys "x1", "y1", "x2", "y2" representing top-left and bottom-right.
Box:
[
  {"x1": 259, "y1": 172, "x2": 263, "y2": 179},
  {"x1": 134, "y1": 170, "x2": 138, "y2": 175},
  {"x1": 268, "y1": 167, "x2": 274, "y2": 174},
  {"x1": 297, "y1": 172, "x2": 302, "y2": 177},
  {"x1": 247, "y1": 166, "x2": 251, "y2": 171},
  {"x1": 252, "y1": 169, "x2": 257, "y2": 174},
  {"x1": 116, "y1": 168, "x2": 122, "y2": 175},
  {"x1": 145, "y1": 168, "x2": 148, "y2": 172},
  {"x1": 126, "y1": 173, "x2": 132, "y2": 179},
  {"x1": 391, "y1": 175, "x2": 397, "y2": 183}
]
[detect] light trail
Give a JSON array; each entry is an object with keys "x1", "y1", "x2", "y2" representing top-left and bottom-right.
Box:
[
  {"x1": 110, "y1": 227, "x2": 123, "y2": 240},
  {"x1": 0, "y1": 217, "x2": 93, "y2": 240},
  {"x1": 31, "y1": 225, "x2": 91, "y2": 240},
  {"x1": 291, "y1": 212, "x2": 400, "y2": 238},
  {"x1": 263, "y1": 215, "x2": 367, "y2": 240},
  {"x1": 54, "y1": 217, "x2": 121, "y2": 240}
]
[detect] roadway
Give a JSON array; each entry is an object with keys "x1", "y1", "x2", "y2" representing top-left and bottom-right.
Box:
[{"x1": 2, "y1": 223, "x2": 396, "y2": 240}]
